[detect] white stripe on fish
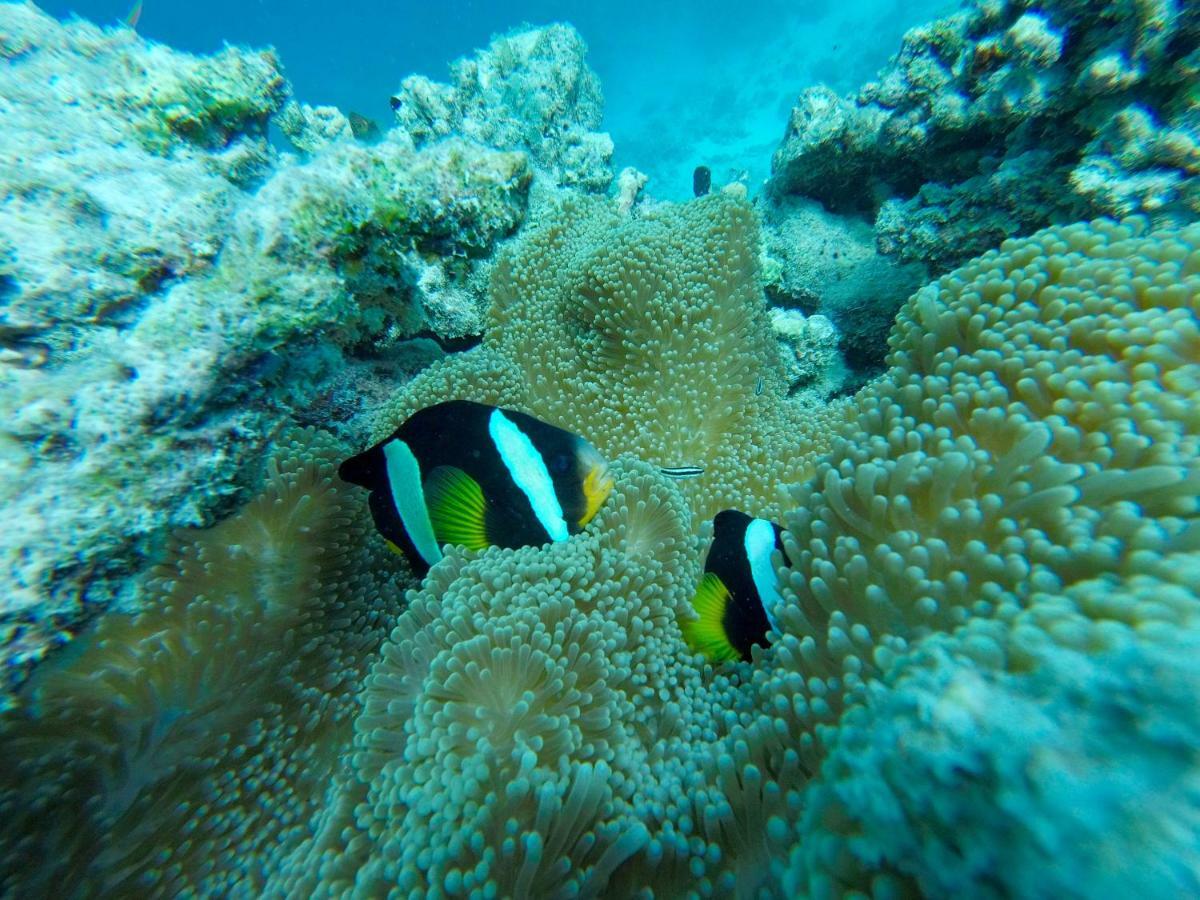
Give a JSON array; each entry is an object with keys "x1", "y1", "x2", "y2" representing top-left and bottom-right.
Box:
[{"x1": 489, "y1": 409, "x2": 569, "y2": 541}]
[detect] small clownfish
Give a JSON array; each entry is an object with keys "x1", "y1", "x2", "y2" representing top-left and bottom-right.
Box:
[
  {"x1": 682, "y1": 510, "x2": 792, "y2": 663},
  {"x1": 339, "y1": 400, "x2": 614, "y2": 575}
]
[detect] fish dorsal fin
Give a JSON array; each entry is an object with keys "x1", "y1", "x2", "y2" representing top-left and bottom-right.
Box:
[
  {"x1": 681, "y1": 572, "x2": 743, "y2": 663},
  {"x1": 424, "y1": 466, "x2": 492, "y2": 552}
]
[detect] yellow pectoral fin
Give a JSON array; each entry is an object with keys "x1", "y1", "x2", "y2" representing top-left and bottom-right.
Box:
[
  {"x1": 424, "y1": 466, "x2": 492, "y2": 552},
  {"x1": 681, "y1": 572, "x2": 741, "y2": 663}
]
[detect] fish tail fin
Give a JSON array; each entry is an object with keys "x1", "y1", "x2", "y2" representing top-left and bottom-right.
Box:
[{"x1": 681, "y1": 573, "x2": 742, "y2": 663}]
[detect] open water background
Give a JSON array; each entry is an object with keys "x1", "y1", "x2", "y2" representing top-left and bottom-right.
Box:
[{"x1": 42, "y1": 0, "x2": 956, "y2": 197}]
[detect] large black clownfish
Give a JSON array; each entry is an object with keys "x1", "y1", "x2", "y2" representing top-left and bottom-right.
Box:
[
  {"x1": 682, "y1": 509, "x2": 792, "y2": 663},
  {"x1": 339, "y1": 400, "x2": 614, "y2": 574}
]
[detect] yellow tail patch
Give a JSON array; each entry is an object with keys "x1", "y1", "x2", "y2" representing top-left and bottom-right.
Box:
[
  {"x1": 681, "y1": 572, "x2": 741, "y2": 663},
  {"x1": 425, "y1": 466, "x2": 491, "y2": 551}
]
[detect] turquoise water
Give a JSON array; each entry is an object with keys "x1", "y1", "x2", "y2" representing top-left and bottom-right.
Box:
[{"x1": 43, "y1": 0, "x2": 954, "y2": 196}]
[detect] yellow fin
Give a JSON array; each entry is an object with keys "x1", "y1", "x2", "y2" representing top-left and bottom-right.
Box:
[
  {"x1": 681, "y1": 572, "x2": 741, "y2": 663},
  {"x1": 424, "y1": 466, "x2": 491, "y2": 552}
]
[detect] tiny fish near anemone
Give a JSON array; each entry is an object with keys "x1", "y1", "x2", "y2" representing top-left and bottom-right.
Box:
[
  {"x1": 339, "y1": 400, "x2": 614, "y2": 574},
  {"x1": 682, "y1": 509, "x2": 791, "y2": 663}
]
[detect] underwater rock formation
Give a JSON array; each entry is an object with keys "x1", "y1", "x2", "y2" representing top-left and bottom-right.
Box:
[
  {"x1": 768, "y1": 0, "x2": 1200, "y2": 272},
  {"x1": 277, "y1": 99, "x2": 356, "y2": 153},
  {"x1": 0, "y1": 5, "x2": 534, "y2": 692},
  {"x1": 769, "y1": 308, "x2": 845, "y2": 396},
  {"x1": 3, "y1": 209, "x2": 1195, "y2": 897},
  {"x1": 392, "y1": 24, "x2": 614, "y2": 192},
  {"x1": 760, "y1": 196, "x2": 928, "y2": 381},
  {"x1": 0, "y1": 3, "x2": 289, "y2": 688}
]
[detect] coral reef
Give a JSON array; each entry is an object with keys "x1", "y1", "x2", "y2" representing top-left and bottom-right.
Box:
[
  {"x1": 614, "y1": 165, "x2": 648, "y2": 214},
  {"x1": 3, "y1": 0, "x2": 1198, "y2": 893},
  {"x1": 277, "y1": 100, "x2": 355, "y2": 154},
  {"x1": 768, "y1": 0, "x2": 1200, "y2": 272},
  {"x1": 0, "y1": 6, "x2": 544, "y2": 689},
  {"x1": 1, "y1": 202, "x2": 1197, "y2": 894},
  {"x1": 0, "y1": 3, "x2": 290, "y2": 687},
  {"x1": 392, "y1": 24, "x2": 614, "y2": 192},
  {"x1": 769, "y1": 308, "x2": 845, "y2": 396}
]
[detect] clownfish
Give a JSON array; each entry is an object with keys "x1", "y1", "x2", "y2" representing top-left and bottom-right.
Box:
[
  {"x1": 682, "y1": 510, "x2": 792, "y2": 663},
  {"x1": 339, "y1": 400, "x2": 613, "y2": 574}
]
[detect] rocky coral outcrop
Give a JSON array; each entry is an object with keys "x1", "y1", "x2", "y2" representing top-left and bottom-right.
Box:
[
  {"x1": 769, "y1": 308, "x2": 845, "y2": 395},
  {"x1": 276, "y1": 100, "x2": 355, "y2": 153},
  {"x1": 392, "y1": 24, "x2": 614, "y2": 191},
  {"x1": 760, "y1": 196, "x2": 927, "y2": 381},
  {"x1": 0, "y1": 5, "x2": 534, "y2": 690},
  {"x1": 767, "y1": 0, "x2": 1200, "y2": 272}
]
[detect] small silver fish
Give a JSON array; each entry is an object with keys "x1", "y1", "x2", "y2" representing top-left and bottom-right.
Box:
[
  {"x1": 754, "y1": 377, "x2": 764, "y2": 396},
  {"x1": 660, "y1": 465, "x2": 705, "y2": 479}
]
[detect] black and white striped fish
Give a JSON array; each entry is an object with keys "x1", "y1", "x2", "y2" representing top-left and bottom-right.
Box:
[
  {"x1": 682, "y1": 510, "x2": 791, "y2": 663},
  {"x1": 339, "y1": 400, "x2": 613, "y2": 574}
]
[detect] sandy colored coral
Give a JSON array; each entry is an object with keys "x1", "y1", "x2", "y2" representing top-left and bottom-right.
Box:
[
  {"x1": 392, "y1": 24, "x2": 613, "y2": 191},
  {"x1": 277, "y1": 100, "x2": 355, "y2": 154}
]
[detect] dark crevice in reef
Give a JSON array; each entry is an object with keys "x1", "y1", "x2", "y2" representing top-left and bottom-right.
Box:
[{"x1": 412, "y1": 329, "x2": 482, "y2": 354}]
